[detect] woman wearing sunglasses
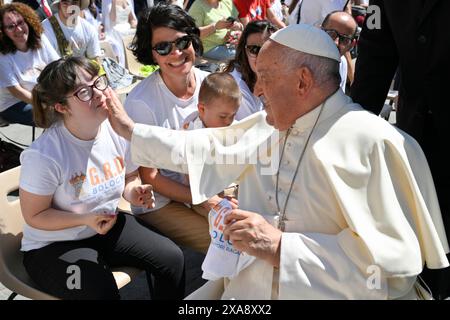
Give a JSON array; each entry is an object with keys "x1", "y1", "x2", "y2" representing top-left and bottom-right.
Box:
[
  {"x1": 0, "y1": 2, "x2": 59, "y2": 126},
  {"x1": 224, "y1": 20, "x2": 277, "y2": 120},
  {"x1": 19, "y1": 57, "x2": 186, "y2": 300},
  {"x1": 124, "y1": 4, "x2": 212, "y2": 254}
]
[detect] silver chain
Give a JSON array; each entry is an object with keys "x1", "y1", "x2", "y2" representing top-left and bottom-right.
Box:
[{"x1": 275, "y1": 103, "x2": 326, "y2": 231}]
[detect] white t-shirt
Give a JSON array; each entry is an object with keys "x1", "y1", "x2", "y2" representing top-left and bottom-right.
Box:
[
  {"x1": 182, "y1": 110, "x2": 239, "y2": 130},
  {"x1": 83, "y1": 8, "x2": 102, "y2": 30},
  {"x1": 230, "y1": 69, "x2": 264, "y2": 120},
  {"x1": 102, "y1": 0, "x2": 137, "y2": 35},
  {"x1": 171, "y1": 0, "x2": 184, "y2": 8},
  {"x1": 42, "y1": 14, "x2": 102, "y2": 59},
  {"x1": 182, "y1": 111, "x2": 205, "y2": 130},
  {"x1": 19, "y1": 120, "x2": 138, "y2": 251},
  {"x1": 289, "y1": 0, "x2": 348, "y2": 26},
  {"x1": 0, "y1": 35, "x2": 59, "y2": 112},
  {"x1": 339, "y1": 55, "x2": 347, "y2": 93},
  {"x1": 270, "y1": 0, "x2": 284, "y2": 22},
  {"x1": 124, "y1": 68, "x2": 209, "y2": 212}
]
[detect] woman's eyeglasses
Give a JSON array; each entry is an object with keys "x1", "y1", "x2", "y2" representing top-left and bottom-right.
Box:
[
  {"x1": 70, "y1": 75, "x2": 109, "y2": 102},
  {"x1": 152, "y1": 35, "x2": 193, "y2": 56},
  {"x1": 322, "y1": 28, "x2": 355, "y2": 47},
  {"x1": 245, "y1": 45, "x2": 262, "y2": 57},
  {"x1": 4, "y1": 19, "x2": 26, "y2": 32}
]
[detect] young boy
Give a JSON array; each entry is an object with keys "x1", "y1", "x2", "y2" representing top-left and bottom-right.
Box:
[
  {"x1": 182, "y1": 72, "x2": 242, "y2": 198},
  {"x1": 183, "y1": 72, "x2": 241, "y2": 130}
]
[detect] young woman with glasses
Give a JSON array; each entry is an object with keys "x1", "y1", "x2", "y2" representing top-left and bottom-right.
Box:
[
  {"x1": 19, "y1": 57, "x2": 187, "y2": 300},
  {"x1": 224, "y1": 20, "x2": 277, "y2": 120},
  {"x1": 0, "y1": 2, "x2": 59, "y2": 126},
  {"x1": 123, "y1": 4, "x2": 214, "y2": 254}
]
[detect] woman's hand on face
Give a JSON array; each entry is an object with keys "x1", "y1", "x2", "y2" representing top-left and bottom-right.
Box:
[{"x1": 129, "y1": 184, "x2": 155, "y2": 209}]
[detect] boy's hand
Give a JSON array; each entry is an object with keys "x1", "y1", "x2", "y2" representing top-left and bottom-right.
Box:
[{"x1": 201, "y1": 194, "x2": 238, "y2": 211}]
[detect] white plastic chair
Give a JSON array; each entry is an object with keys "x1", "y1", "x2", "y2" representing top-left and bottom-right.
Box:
[{"x1": 0, "y1": 166, "x2": 142, "y2": 300}]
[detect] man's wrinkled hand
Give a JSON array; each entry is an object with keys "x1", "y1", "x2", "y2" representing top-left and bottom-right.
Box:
[
  {"x1": 223, "y1": 209, "x2": 282, "y2": 267},
  {"x1": 104, "y1": 87, "x2": 135, "y2": 141}
]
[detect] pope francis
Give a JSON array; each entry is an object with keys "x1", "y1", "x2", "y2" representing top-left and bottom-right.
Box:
[{"x1": 105, "y1": 24, "x2": 449, "y2": 299}]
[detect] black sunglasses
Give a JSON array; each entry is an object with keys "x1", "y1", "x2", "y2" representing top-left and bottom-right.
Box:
[
  {"x1": 245, "y1": 45, "x2": 261, "y2": 57},
  {"x1": 152, "y1": 35, "x2": 193, "y2": 56},
  {"x1": 322, "y1": 28, "x2": 355, "y2": 47}
]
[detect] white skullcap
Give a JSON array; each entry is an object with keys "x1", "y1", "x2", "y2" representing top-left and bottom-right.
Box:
[{"x1": 270, "y1": 24, "x2": 341, "y2": 62}]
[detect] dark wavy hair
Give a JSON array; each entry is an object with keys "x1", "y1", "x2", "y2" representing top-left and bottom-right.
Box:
[
  {"x1": 224, "y1": 20, "x2": 277, "y2": 92},
  {"x1": 130, "y1": 3, "x2": 203, "y2": 66},
  {"x1": 0, "y1": 2, "x2": 43, "y2": 54},
  {"x1": 32, "y1": 57, "x2": 100, "y2": 128}
]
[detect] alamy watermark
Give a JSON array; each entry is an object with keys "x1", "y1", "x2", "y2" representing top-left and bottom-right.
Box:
[
  {"x1": 66, "y1": 5, "x2": 81, "y2": 28},
  {"x1": 366, "y1": 265, "x2": 382, "y2": 290},
  {"x1": 59, "y1": 248, "x2": 100, "y2": 290},
  {"x1": 170, "y1": 128, "x2": 281, "y2": 176},
  {"x1": 66, "y1": 265, "x2": 81, "y2": 290},
  {"x1": 366, "y1": 5, "x2": 382, "y2": 30}
]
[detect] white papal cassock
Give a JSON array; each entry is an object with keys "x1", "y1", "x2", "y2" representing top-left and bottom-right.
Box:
[{"x1": 129, "y1": 90, "x2": 449, "y2": 299}]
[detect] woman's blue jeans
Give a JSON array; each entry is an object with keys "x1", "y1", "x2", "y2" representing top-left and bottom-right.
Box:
[{"x1": 0, "y1": 101, "x2": 34, "y2": 126}]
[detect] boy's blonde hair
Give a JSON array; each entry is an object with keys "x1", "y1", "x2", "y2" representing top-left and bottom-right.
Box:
[{"x1": 199, "y1": 72, "x2": 241, "y2": 106}]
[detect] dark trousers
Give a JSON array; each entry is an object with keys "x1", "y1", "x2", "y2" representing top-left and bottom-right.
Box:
[
  {"x1": 0, "y1": 101, "x2": 34, "y2": 126},
  {"x1": 23, "y1": 213, "x2": 186, "y2": 300},
  {"x1": 417, "y1": 112, "x2": 450, "y2": 300}
]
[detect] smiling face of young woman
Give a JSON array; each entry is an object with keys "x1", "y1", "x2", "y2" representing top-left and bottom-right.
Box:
[
  {"x1": 150, "y1": 26, "x2": 196, "y2": 78},
  {"x1": 59, "y1": 69, "x2": 110, "y2": 128}
]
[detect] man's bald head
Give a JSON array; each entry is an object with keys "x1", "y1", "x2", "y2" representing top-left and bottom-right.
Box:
[{"x1": 322, "y1": 11, "x2": 358, "y2": 55}]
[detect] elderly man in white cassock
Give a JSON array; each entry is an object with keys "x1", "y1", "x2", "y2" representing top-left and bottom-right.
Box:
[{"x1": 105, "y1": 24, "x2": 450, "y2": 299}]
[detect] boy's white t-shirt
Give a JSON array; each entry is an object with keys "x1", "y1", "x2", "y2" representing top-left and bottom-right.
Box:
[
  {"x1": 182, "y1": 110, "x2": 238, "y2": 130},
  {"x1": 42, "y1": 15, "x2": 101, "y2": 59},
  {"x1": 0, "y1": 34, "x2": 59, "y2": 112},
  {"x1": 124, "y1": 68, "x2": 209, "y2": 212},
  {"x1": 182, "y1": 111, "x2": 205, "y2": 130},
  {"x1": 230, "y1": 69, "x2": 263, "y2": 121},
  {"x1": 19, "y1": 120, "x2": 138, "y2": 251}
]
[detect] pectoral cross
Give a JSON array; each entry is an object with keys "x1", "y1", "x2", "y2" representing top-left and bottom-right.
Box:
[{"x1": 278, "y1": 217, "x2": 285, "y2": 232}]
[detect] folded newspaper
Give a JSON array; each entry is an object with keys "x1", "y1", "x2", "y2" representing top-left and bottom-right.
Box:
[{"x1": 201, "y1": 199, "x2": 255, "y2": 280}]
